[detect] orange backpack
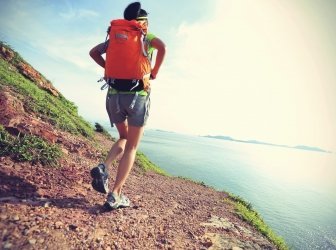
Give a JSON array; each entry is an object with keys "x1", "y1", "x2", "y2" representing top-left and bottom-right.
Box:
[{"x1": 104, "y1": 19, "x2": 151, "y2": 91}]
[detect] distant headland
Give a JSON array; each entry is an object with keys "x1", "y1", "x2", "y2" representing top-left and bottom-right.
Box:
[{"x1": 203, "y1": 135, "x2": 331, "y2": 153}]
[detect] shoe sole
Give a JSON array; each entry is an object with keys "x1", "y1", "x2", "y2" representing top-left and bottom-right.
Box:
[
  {"x1": 103, "y1": 201, "x2": 119, "y2": 211},
  {"x1": 90, "y1": 167, "x2": 109, "y2": 194}
]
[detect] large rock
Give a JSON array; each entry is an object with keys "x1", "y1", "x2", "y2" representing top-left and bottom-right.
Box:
[
  {"x1": 0, "y1": 89, "x2": 24, "y2": 124},
  {"x1": 0, "y1": 45, "x2": 15, "y2": 61},
  {"x1": 17, "y1": 62, "x2": 60, "y2": 97}
]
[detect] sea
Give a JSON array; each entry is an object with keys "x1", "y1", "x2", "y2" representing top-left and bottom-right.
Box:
[{"x1": 106, "y1": 127, "x2": 336, "y2": 250}]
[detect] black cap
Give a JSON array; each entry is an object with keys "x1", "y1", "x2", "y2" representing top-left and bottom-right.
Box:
[
  {"x1": 137, "y1": 9, "x2": 148, "y2": 20},
  {"x1": 124, "y1": 2, "x2": 141, "y2": 21}
]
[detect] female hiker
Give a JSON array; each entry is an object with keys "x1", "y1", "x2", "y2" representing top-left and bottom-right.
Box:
[{"x1": 89, "y1": 2, "x2": 166, "y2": 210}]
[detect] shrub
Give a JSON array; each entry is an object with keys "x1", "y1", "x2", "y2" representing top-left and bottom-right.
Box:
[
  {"x1": 95, "y1": 122, "x2": 105, "y2": 133},
  {"x1": 94, "y1": 122, "x2": 113, "y2": 140},
  {"x1": 0, "y1": 126, "x2": 62, "y2": 167},
  {"x1": 0, "y1": 125, "x2": 14, "y2": 156}
]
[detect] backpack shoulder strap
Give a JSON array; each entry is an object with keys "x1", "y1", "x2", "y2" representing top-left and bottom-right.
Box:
[{"x1": 102, "y1": 25, "x2": 111, "y2": 52}]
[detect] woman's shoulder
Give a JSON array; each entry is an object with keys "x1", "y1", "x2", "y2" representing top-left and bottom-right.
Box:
[{"x1": 146, "y1": 33, "x2": 156, "y2": 42}]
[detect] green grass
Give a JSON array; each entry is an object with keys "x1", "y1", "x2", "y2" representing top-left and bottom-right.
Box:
[
  {"x1": 135, "y1": 151, "x2": 169, "y2": 176},
  {"x1": 226, "y1": 193, "x2": 289, "y2": 250},
  {"x1": 177, "y1": 176, "x2": 208, "y2": 187},
  {"x1": 0, "y1": 41, "x2": 24, "y2": 65},
  {"x1": 0, "y1": 125, "x2": 62, "y2": 167},
  {"x1": 0, "y1": 42, "x2": 93, "y2": 138}
]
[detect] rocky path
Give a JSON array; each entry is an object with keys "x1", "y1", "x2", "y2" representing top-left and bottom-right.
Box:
[{"x1": 0, "y1": 133, "x2": 276, "y2": 249}]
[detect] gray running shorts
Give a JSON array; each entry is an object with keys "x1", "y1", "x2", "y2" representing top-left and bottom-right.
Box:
[{"x1": 106, "y1": 93, "x2": 150, "y2": 127}]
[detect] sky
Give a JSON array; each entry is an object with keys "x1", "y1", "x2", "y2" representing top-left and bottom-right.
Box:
[{"x1": 0, "y1": 0, "x2": 335, "y2": 151}]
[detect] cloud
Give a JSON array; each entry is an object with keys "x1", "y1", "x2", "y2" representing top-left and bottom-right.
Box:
[
  {"x1": 59, "y1": 9, "x2": 99, "y2": 20},
  {"x1": 35, "y1": 34, "x2": 103, "y2": 73}
]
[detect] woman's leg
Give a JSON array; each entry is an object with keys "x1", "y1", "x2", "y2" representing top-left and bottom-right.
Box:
[
  {"x1": 103, "y1": 121, "x2": 128, "y2": 169},
  {"x1": 112, "y1": 125, "x2": 144, "y2": 196}
]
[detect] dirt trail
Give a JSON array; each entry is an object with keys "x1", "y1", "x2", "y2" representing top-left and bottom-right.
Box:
[{"x1": 0, "y1": 133, "x2": 276, "y2": 249}]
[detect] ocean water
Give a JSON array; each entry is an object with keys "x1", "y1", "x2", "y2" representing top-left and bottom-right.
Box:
[{"x1": 108, "y1": 128, "x2": 336, "y2": 249}]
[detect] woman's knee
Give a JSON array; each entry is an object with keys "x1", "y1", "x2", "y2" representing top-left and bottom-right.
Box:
[{"x1": 115, "y1": 140, "x2": 125, "y2": 153}]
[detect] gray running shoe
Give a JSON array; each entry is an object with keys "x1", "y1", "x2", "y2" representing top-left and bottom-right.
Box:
[
  {"x1": 119, "y1": 194, "x2": 131, "y2": 208},
  {"x1": 90, "y1": 163, "x2": 109, "y2": 194},
  {"x1": 104, "y1": 192, "x2": 130, "y2": 210}
]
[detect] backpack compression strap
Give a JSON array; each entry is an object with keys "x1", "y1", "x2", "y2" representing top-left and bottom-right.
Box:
[{"x1": 139, "y1": 29, "x2": 148, "y2": 57}]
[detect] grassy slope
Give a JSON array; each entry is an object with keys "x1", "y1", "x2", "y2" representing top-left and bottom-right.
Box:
[
  {"x1": 0, "y1": 42, "x2": 93, "y2": 138},
  {"x1": 0, "y1": 41, "x2": 94, "y2": 165}
]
